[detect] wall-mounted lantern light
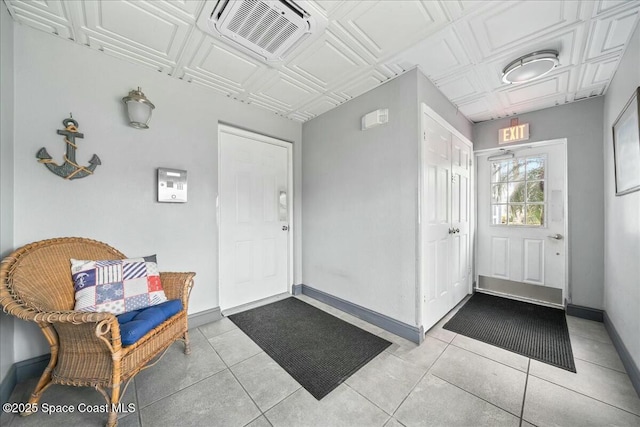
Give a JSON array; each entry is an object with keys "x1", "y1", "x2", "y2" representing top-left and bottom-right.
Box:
[{"x1": 122, "y1": 87, "x2": 155, "y2": 129}]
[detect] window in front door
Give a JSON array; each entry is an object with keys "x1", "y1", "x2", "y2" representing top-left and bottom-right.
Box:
[{"x1": 490, "y1": 156, "x2": 546, "y2": 226}]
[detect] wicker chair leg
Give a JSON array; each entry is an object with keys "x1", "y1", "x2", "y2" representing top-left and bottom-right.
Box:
[
  {"x1": 106, "y1": 384, "x2": 121, "y2": 427},
  {"x1": 22, "y1": 327, "x2": 58, "y2": 416},
  {"x1": 21, "y1": 353, "x2": 56, "y2": 416},
  {"x1": 106, "y1": 410, "x2": 118, "y2": 427},
  {"x1": 22, "y1": 381, "x2": 54, "y2": 417},
  {"x1": 183, "y1": 330, "x2": 191, "y2": 355}
]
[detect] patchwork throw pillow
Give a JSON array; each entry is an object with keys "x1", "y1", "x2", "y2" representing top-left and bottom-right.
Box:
[{"x1": 71, "y1": 255, "x2": 167, "y2": 315}]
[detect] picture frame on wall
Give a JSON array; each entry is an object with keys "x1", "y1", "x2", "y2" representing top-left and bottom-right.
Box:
[{"x1": 612, "y1": 87, "x2": 640, "y2": 196}]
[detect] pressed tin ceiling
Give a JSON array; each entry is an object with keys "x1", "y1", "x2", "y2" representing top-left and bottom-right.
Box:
[{"x1": 4, "y1": 0, "x2": 640, "y2": 123}]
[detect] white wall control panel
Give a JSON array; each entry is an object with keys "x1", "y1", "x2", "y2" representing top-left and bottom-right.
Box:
[{"x1": 158, "y1": 168, "x2": 187, "y2": 203}]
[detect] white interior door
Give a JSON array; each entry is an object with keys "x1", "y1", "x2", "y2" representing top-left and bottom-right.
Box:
[
  {"x1": 421, "y1": 111, "x2": 472, "y2": 331},
  {"x1": 219, "y1": 127, "x2": 289, "y2": 310},
  {"x1": 451, "y1": 135, "x2": 472, "y2": 304},
  {"x1": 476, "y1": 142, "x2": 567, "y2": 299}
]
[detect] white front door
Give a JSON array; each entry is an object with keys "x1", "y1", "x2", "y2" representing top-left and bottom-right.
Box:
[
  {"x1": 421, "y1": 111, "x2": 472, "y2": 331},
  {"x1": 476, "y1": 141, "x2": 567, "y2": 300},
  {"x1": 219, "y1": 126, "x2": 290, "y2": 310}
]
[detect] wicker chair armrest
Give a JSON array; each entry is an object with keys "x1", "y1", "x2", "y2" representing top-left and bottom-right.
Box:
[
  {"x1": 160, "y1": 272, "x2": 195, "y2": 309},
  {"x1": 31, "y1": 310, "x2": 115, "y2": 324},
  {"x1": 32, "y1": 311, "x2": 122, "y2": 355}
]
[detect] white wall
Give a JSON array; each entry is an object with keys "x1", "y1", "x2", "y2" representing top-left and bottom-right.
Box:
[
  {"x1": 11, "y1": 25, "x2": 302, "y2": 362},
  {"x1": 301, "y1": 68, "x2": 471, "y2": 326},
  {"x1": 603, "y1": 23, "x2": 640, "y2": 370},
  {"x1": 0, "y1": 2, "x2": 15, "y2": 382},
  {"x1": 472, "y1": 97, "x2": 605, "y2": 309}
]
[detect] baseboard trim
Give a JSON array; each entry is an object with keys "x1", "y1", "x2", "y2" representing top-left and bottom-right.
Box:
[
  {"x1": 1, "y1": 354, "x2": 51, "y2": 405},
  {"x1": 604, "y1": 311, "x2": 640, "y2": 397},
  {"x1": 188, "y1": 307, "x2": 222, "y2": 330},
  {"x1": 300, "y1": 284, "x2": 424, "y2": 344},
  {"x1": 15, "y1": 354, "x2": 50, "y2": 383},
  {"x1": 292, "y1": 284, "x2": 302, "y2": 295},
  {"x1": 566, "y1": 304, "x2": 604, "y2": 322}
]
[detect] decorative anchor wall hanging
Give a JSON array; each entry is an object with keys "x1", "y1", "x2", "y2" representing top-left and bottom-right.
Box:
[{"x1": 36, "y1": 115, "x2": 101, "y2": 180}]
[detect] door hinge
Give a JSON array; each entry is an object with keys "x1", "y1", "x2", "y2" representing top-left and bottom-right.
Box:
[{"x1": 469, "y1": 159, "x2": 473, "y2": 167}]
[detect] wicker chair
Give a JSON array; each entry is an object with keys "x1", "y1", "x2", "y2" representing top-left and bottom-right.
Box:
[{"x1": 0, "y1": 237, "x2": 195, "y2": 427}]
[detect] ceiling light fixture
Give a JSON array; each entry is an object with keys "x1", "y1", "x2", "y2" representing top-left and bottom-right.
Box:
[{"x1": 501, "y1": 50, "x2": 559, "y2": 84}]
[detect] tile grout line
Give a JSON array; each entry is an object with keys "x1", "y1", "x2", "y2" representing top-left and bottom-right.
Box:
[
  {"x1": 200, "y1": 319, "x2": 296, "y2": 425},
  {"x1": 526, "y1": 372, "x2": 640, "y2": 418},
  {"x1": 209, "y1": 330, "x2": 303, "y2": 423},
  {"x1": 131, "y1": 378, "x2": 143, "y2": 427},
  {"x1": 136, "y1": 362, "x2": 226, "y2": 410},
  {"x1": 260, "y1": 385, "x2": 302, "y2": 421},
  {"x1": 342, "y1": 382, "x2": 395, "y2": 419},
  {"x1": 137, "y1": 331, "x2": 232, "y2": 410},
  {"x1": 242, "y1": 414, "x2": 269, "y2": 427},
  {"x1": 519, "y1": 359, "x2": 531, "y2": 427},
  {"x1": 207, "y1": 338, "x2": 266, "y2": 421},
  {"x1": 425, "y1": 333, "x2": 455, "y2": 345},
  {"x1": 569, "y1": 328, "x2": 614, "y2": 343},
  {"x1": 388, "y1": 336, "x2": 455, "y2": 420},
  {"x1": 567, "y1": 330, "x2": 613, "y2": 345},
  {"x1": 205, "y1": 327, "x2": 265, "y2": 369},
  {"x1": 225, "y1": 348, "x2": 267, "y2": 368},
  {"x1": 448, "y1": 339, "x2": 529, "y2": 373},
  {"x1": 343, "y1": 338, "x2": 456, "y2": 425},
  {"x1": 226, "y1": 366, "x2": 264, "y2": 418},
  {"x1": 572, "y1": 355, "x2": 627, "y2": 374},
  {"x1": 340, "y1": 340, "x2": 434, "y2": 420},
  {"x1": 200, "y1": 324, "x2": 241, "y2": 340},
  {"x1": 430, "y1": 372, "x2": 522, "y2": 419}
]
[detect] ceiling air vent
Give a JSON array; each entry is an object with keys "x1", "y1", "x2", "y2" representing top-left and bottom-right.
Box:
[{"x1": 197, "y1": 0, "x2": 327, "y2": 62}]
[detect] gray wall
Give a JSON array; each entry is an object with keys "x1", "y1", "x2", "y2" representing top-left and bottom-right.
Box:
[
  {"x1": 301, "y1": 68, "x2": 471, "y2": 326},
  {"x1": 10, "y1": 24, "x2": 302, "y2": 362},
  {"x1": 0, "y1": 2, "x2": 15, "y2": 383},
  {"x1": 603, "y1": 23, "x2": 639, "y2": 370},
  {"x1": 472, "y1": 97, "x2": 605, "y2": 309},
  {"x1": 417, "y1": 70, "x2": 473, "y2": 140}
]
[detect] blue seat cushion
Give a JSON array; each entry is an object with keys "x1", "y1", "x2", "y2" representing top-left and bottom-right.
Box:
[{"x1": 117, "y1": 299, "x2": 182, "y2": 346}]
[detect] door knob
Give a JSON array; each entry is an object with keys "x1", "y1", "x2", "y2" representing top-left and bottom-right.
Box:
[
  {"x1": 547, "y1": 234, "x2": 563, "y2": 240},
  {"x1": 448, "y1": 228, "x2": 453, "y2": 234},
  {"x1": 455, "y1": 228, "x2": 460, "y2": 233},
  {"x1": 282, "y1": 225, "x2": 289, "y2": 231}
]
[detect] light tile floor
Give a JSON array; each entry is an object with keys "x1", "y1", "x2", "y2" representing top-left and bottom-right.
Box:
[{"x1": 2, "y1": 294, "x2": 639, "y2": 427}]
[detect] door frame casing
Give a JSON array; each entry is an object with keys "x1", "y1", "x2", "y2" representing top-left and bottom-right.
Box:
[
  {"x1": 473, "y1": 138, "x2": 569, "y2": 306},
  {"x1": 217, "y1": 123, "x2": 294, "y2": 310},
  {"x1": 417, "y1": 103, "x2": 475, "y2": 333}
]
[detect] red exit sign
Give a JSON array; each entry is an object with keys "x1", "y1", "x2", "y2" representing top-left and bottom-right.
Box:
[{"x1": 499, "y1": 123, "x2": 529, "y2": 144}]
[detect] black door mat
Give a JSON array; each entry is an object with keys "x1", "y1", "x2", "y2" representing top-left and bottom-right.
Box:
[
  {"x1": 228, "y1": 297, "x2": 392, "y2": 399},
  {"x1": 443, "y1": 292, "x2": 576, "y2": 372}
]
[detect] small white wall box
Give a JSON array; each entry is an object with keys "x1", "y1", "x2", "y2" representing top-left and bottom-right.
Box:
[
  {"x1": 158, "y1": 168, "x2": 187, "y2": 203},
  {"x1": 361, "y1": 109, "x2": 389, "y2": 130}
]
